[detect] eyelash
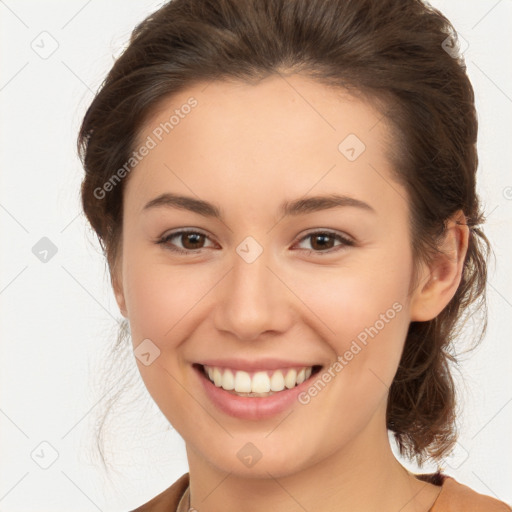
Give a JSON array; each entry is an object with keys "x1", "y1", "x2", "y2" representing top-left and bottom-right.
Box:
[{"x1": 156, "y1": 228, "x2": 355, "y2": 256}]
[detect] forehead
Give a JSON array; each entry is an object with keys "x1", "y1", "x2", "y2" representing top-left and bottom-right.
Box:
[
  {"x1": 137, "y1": 73, "x2": 391, "y2": 151},
  {"x1": 126, "y1": 73, "x2": 406, "y2": 221}
]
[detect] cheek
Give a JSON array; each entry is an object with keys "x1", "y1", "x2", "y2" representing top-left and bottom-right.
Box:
[
  {"x1": 120, "y1": 250, "x2": 210, "y2": 431},
  {"x1": 292, "y1": 250, "x2": 412, "y2": 336},
  {"x1": 292, "y1": 269, "x2": 411, "y2": 441},
  {"x1": 289, "y1": 251, "x2": 412, "y2": 388},
  {"x1": 122, "y1": 243, "x2": 205, "y2": 338}
]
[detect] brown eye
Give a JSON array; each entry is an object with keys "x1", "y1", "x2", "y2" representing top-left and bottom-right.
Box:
[
  {"x1": 157, "y1": 229, "x2": 215, "y2": 255},
  {"x1": 180, "y1": 232, "x2": 206, "y2": 249},
  {"x1": 310, "y1": 233, "x2": 336, "y2": 250},
  {"x1": 295, "y1": 231, "x2": 354, "y2": 255}
]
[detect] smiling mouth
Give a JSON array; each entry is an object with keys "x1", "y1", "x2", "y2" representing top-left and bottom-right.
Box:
[{"x1": 194, "y1": 363, "x2": 323, "y2": 397}]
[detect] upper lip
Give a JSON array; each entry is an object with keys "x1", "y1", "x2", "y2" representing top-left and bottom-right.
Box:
[{"x1": 195, "y1": 358, "x2": 322, "y2": 372}]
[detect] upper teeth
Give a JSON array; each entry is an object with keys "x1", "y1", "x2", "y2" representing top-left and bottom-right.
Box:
[{"x1": 204, "y1": 365, "x2": 313, "y2": 393}]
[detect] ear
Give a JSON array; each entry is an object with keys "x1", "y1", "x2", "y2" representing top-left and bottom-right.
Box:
[
  {"x1": 111, "y1": 264, "x2": 128, "y2": 318},
  {"x1": 410, "y1": 210, "x2": 469, "y2": 322}
]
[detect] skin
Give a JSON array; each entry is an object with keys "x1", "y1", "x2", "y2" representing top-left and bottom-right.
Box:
[{"x1": 112, "y1": 73, "x2": 468, "y2": 512}]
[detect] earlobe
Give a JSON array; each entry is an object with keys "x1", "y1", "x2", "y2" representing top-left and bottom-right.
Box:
[{"x1": 410, "y1": 211, "x2": 469, "y2": 322}]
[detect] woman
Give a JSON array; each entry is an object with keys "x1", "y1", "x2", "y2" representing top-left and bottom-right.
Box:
[{"x1": 78, "y1": 0, "x2": 511, "y2": 510}]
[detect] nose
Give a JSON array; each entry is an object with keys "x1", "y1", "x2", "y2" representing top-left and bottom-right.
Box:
[{"x1": 213, "y1": 242, "x2": 293, "y2": 341}]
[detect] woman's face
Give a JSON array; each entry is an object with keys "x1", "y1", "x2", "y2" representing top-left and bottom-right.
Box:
[{"x1": 113, "y1": 74, "x2": 433, "y2": 478}]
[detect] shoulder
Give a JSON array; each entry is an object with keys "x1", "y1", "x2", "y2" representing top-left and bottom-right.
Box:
[
  {"x1": 128, "y1": 473, "x2": 190, "y2": 512},
  {"x1": 126, "y1": 471, "x2": 511, "y2": 511},
  {"x1": 428, "y1": 474, "x2": 511, "y2": 512}
]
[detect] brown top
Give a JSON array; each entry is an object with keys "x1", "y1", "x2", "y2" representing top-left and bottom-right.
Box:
[{"x1": 129, "y1": 472, "x2": 512, "y2": 512}]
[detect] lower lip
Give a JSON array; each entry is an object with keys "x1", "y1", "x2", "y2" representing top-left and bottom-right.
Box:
[{"x1": 194, "y1": 365, "x2": 319, "y2": 420}]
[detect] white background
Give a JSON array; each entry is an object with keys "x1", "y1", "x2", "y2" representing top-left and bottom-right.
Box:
[{"x1": 1, "y1": 1, "x2": 511, "y2": 510}]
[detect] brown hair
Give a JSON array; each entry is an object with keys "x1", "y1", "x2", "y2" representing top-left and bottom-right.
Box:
[{"x1": 78, "y1": 0, "x2": 490, "y2": 465}]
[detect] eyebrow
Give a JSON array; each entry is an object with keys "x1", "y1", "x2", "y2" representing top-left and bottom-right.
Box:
[{"x1": 142, "y1": 192, "x2": 376, "y2": 219}]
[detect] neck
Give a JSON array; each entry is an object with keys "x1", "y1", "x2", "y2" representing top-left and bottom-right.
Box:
[{"x1": 186, "y1": 414, "x2": 441, "y2": 512}]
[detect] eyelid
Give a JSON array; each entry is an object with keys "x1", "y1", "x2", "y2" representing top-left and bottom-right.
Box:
[
  {"x1": 292, "y1": 229, "x2": 355, "y2": 253},
  {"x1": 295, "y1": 228, "x2": 354, "y2": 244},
  {"x1": 159, "y1": 227, "x2": 212, "y2": 240},
  {"x1": 157, "y1": 227, "x2": 354, "y2": 256},
  {"x1": 156, "y1": 228, "x2": 217, "y2": 253}
]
